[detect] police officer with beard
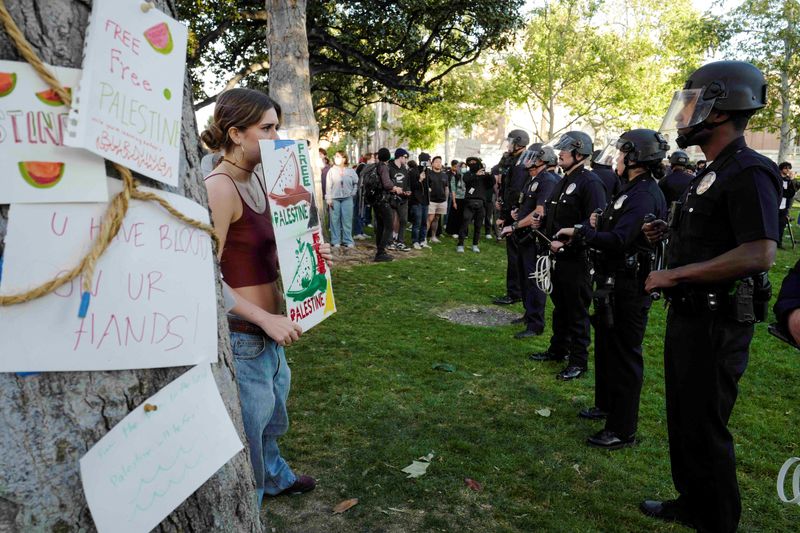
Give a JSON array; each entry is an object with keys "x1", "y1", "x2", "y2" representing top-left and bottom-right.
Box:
[
  {"x1": 659, "y1": 151, "x2": 694, "y2": 206},
  {"x1": 494, "y1": 129, "x2": 530, "y2": 305},
  {"x1": 530, "y1": 131, "x2": 606, "y2": 380},
  {"x1": 500, "y1": 145, "x2": 559, "y2": 338},
  {"x1": 555, "y1": 129, "x2": 667, "y2": 449},
  {"x1": 642, "y1": 61, "x2": 780, "y2": 532}
]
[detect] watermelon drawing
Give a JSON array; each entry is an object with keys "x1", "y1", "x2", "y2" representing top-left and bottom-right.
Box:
[
  {"x1": 18, "y1": 162, "x2": 65, "y2": 189},
  {"x1": 35, "y1": 87, "x2": 71, "y2": 107},
  {"x1": 144, "y1": 22, "x2": 174, "y2": 55},
  {"x1": 0, "y1": 72, "x2": 16, "y2": 97}
]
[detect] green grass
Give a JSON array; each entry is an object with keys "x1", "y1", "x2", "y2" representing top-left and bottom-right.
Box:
[{"x1": 263, "y1": 227, "x2": 800, "y2": 532}]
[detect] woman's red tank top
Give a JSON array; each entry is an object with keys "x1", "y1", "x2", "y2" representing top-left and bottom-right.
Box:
[{"x1": 205, "y1": 172, "x2": 279, "y2": 287}]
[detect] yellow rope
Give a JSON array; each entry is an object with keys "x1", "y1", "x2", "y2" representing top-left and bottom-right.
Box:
[{"x1": 0, "y1": 0, "x2": 220, "y2": 313}]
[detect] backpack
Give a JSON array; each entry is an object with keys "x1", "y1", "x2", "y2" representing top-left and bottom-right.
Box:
[{"x1": 360, "y1": 162, "x2": 384, "y2": 204}]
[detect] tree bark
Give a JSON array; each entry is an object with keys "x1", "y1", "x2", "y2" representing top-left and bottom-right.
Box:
[
  {"x1": 266, "y1": 0, "x2": 324, "y2": 224},
  {"x1": 778, "y1": 14, "x2": 795, "y2": 164},
  {"x1": 0, "y1": 1, "x2": 262, "y2": 531}
]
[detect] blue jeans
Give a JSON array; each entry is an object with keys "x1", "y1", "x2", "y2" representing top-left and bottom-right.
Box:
[
  {"x1": 329, "y1": 197, "x2": 354, "y2": 245},
  {"x1": 410, "y1": 203, "x2": 429, "y2": 244},
  {"x1": 231, "y1": 331, "x2": 296, "y2": 505},
  {"x1": 352, "y1": 194, "x2": 364, "y2": 236}
]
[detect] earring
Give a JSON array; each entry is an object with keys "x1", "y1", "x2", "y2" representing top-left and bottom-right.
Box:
[{"x1": 234, "y1": 144, "x2": 244, "y2": 164}]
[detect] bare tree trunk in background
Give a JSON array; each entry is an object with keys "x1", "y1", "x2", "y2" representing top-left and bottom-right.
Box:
[
  {"x1": 266, "y1": 0, "x2": 324, "y2": 224},
  {"x1": 0, "y1": 1, "x2": 262, "y2": 531},
  {"x1": 778, "y1": 16, "x2": 795, "y2": 164}
]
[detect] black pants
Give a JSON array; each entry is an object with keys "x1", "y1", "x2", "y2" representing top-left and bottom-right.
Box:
[
  {"x1": 663, "y1": 307, "x2": 751, "y2": 533},
  {"x1": 446, "y1": 199, "x2": 464, "y2": 235},
  {"x1": 778, "y1": 209, "x2": 789, "y2": 244},
  {"x1": 548, "y1": 254, "x2": 592, "y2": 368},
  {"x1": 516, "y1": 240, "x2": 545, "y2": 332},
  {"x1": 483, "y1": 198, "x2": 494, "y2": 236},
  {"x1": 373, "y1": 201, "x2": 394, "y2": 254},
  {"x1": 393, "y1": 200, "x2": 408, "y2": 244},
  {"x1": 593, "y1": 276, "x2": 650, "y2": 436},
  {"x1": 505, "y1": 231, "x2": 522, "y2": 299},
  {"x1": 458, "y1": 199, "x2": 484, "y2": 246}
]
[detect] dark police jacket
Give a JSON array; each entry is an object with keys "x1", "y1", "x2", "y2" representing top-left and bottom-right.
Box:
[
  {"x1": 582, "y1": 172, "x2": 666, "y2": 275},
  {"x1": 498, "y1": 152, "x2": 527, "y2": 219},
  {"x1": 659, "y1": 170, "x2": 694, "y2": 206},
  {"x1": 543, "y1": 165, "x2": 606, "y2": 242},
  {"x1": 775, "y1": 259, "x2": 800, "y2": 334},
  {"x1": 666, "y1": 137, "x2": 780, "y2": 271},
  {"x1": 518, "y1": 170, "x2": 558, "y2": 220},
  {"x1": 593, "y1": 165, "x2": 620, "y2": 199}
]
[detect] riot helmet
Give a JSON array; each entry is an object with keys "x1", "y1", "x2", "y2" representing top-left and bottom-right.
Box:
[
  {"x1": 668, "y1": 151, "x2": 690, "y2": 167},
  {"x1": 612, "y1": 129, "x2": 669, "y2": 177},
  {"x1": 505, "y1": 129, "x2": 530, "y2": 153},
  {"x1": 553, "y1": 131, "x2": 593, "y2": 157},
  {"x1": 592, "y1": 146, "x2": 615, "y2": 168},
  {"x1": 538, "y1": 146, "x2": 558, "y2": 166}
]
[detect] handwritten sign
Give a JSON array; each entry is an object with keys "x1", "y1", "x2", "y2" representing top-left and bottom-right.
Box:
[
  {"x1": 259, "y1": 139, "x2": 336, "y2": 331},
  {"x1": 80, "y1": 364, "x2": 244, "y2": 533},
  {"x1": 0, "y1": 60, "x2": 108, "y2": 203},
  {"x1": 0, "y1": 179, "x2": 217, "y2": 372},
  {"x1": 66, "y1": 0, "x2": 188, "y2": 186}
]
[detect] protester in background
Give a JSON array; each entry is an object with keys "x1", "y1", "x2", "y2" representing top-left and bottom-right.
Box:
[
  {"x1": 388, "y1": 148, "x2": 412, "y2": 251},
  {"x1": 778, "y1": 162, "x2": 797, "y2": 248},
  {"x1": 373, "y1": 148, "x2": 404, "y2": 261},
  {"x1": 319, "y1": 148, "x2": 330, "y2": 201},
  {"x1": 446, "y1": 161, "x2": 466, "y2": 237},
  {"x1": 457, "y1": 156, "x2": 493, "y2": 253},
  {"x1": 410, "y1": 153, "x2": 432, "y2": 249},
  {"x1": 427, "y1": 156, "x2": 450, "y2": 243},
  {"x1": 326, "y1": 151, "x2": 359, "y2": 249},
  {"x1": 202, "y1": 88, "x2": 329, "y2": 504}
]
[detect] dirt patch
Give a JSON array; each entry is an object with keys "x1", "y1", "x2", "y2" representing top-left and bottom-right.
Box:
[
  {"x1": 436, "y1": 305, "x2": 519, "y2": 327},
  {"x1": 330, "y1": 240, "x2": 426, "y2": 267}
]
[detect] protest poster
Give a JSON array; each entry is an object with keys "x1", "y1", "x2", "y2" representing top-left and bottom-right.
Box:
[
  {"x1": 80, "y1": 364, "x2": 243, "y2": 533},
  {"x1": 259, "y1": 139, "x2": 336, "y2": 331},
  {"x1": 66, "y1": 0, "x2": 188, "y2": 186},
  {"x1": 454, "y1": 138, "x2": 482, "y2": 160},
  {"x1": 0, "y1": 60, "x2": 108, "y2": 203},
  {"x1": 0, "y1": 179, "x2": 217, "y2": 372}
]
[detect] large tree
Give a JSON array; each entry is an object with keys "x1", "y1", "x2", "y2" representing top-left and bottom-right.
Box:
[
  {"x1": 0, "y1": 1, "x2": 261, "y2": 531},
  {"x1": 177, "y1": 0, "x2": 524, "y2": 136},
  {"x1": 724, "y1": 0, "x2": 800, "y2": 162}
]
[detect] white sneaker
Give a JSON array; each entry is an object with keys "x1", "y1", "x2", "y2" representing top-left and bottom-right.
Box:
[
  {"x1": 456, "y1": 246, "x2": 465, "y2": 253},
  {"x1": 485, "y1": 234, "x2": 493, "y2": 240},
  {"x1": 431, "y1": 237, "x2": 441, "y2": 243},
  {"x1": 345, "y1": 243, "x2": 355, "y2": 248},
  {"x1": 354, "y1": 234, "x2": 367, "y2": 240},
  {"x1": 421, "y1": 241, "x2": 431, "y2": 249},
  {"x1": 413, "y1": 242, "x2": 422, "y2": 250},
  {"x1": 333, "y1": 244, "x2": 341, "y2": 248},
  {"x1": 451, "y1": 234, "x2": 459, "y2": 239},
  {"x1": 472, "y1": 245, "x2": 480, "y2": 253}
]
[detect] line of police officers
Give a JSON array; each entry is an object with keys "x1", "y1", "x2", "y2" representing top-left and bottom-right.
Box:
[{"x1": 492, "y1": 60, "x2": 780, "y2": 532}]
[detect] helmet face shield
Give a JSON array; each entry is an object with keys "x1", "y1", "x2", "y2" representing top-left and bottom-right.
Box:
[
  {"x1": 553, "y1": 134, "x2": 579, "y2": 152},
  {"x1": 517, "y1": 149, "x2": 537, "y2": 169},
  {"x1": 660, "y1": 88, "x2": 716, "y2": 132},
  {"x1": 593, "y1": 141, "x2": 617, "y2": 167}
]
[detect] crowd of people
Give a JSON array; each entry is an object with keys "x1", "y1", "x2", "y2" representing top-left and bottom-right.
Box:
[{"x1": 197, "y1": 59, "x2": 800, "y2": 533}]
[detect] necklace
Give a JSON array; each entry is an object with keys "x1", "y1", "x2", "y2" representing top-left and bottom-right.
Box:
[{"x1": 221, "y1": 160, "x2": 267, "y2": 213}]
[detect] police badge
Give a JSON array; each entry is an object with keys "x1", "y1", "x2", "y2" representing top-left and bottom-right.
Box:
[
  {"x1": 566, "y1": 183, "x2": 576, "y2": 195},
  {"x1": 696, "y1": 172, "x2": 716, "y2": 195},
  {"x1": 614, "y1": 194, "x2": 628, "y2": 210}
]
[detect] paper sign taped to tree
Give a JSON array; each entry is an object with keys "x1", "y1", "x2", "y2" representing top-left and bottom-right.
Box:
[
  {"x1": 0, "y1": 60, "x2": 108, "y2": 203},
  {"x1": 259, "y1": 139, "x2": 335, "y2": 331},
  {"x1": 80, "y1": 364, "x2": 243, "y2": 533},
  {"x1": 66, "y1": 0, "x2": 188, "y2": 186},
  {"x1": 0, "y1": 179, "x2": 216, "y2": 372}
]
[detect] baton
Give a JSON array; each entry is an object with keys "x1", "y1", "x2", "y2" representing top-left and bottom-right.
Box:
[{"x1": 643, "y1": 213, "x2": 665, "y2": 300}]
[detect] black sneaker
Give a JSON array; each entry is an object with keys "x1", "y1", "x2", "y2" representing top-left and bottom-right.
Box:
[
  {"x1": 529, "y1": 351, "x2": 568, "y2": 362},
  {"x1": 639, "y1": 499, "x2": 695, "y2": 528},
  {"x1": 493, "y1": 295, "x2": 520, "y2": 305},
  {"x1": 374, "y1": 253, "x2": 394, "y2": 262},
  {"x1": 514, "y1": 329, "x2": 543, "y2": 339},
  {"x1": 586, "y1": 429, "x2": 635, "y2": 450},
  {"x1": 556, "y1": 365, "x2": 587, "y2": 380},
  {"x1": 578, "y1": 407, "x2": 608, "y2": 420}
]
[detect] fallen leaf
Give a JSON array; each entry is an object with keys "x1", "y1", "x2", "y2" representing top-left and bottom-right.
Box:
[
  {"x1": 472, "y1": 373, "x2": 483, "y2": 377},
  {"x1": 402, "y1": 460, "x2": 431, "y2": 478},
  {"x1": 333, "y1": 498, "x2": 359, "y2": 514},
  {"x1": 418, "y1": 451, "x2": 435, "y2": 462},
  {"x1": 457, "y1": 268, "x2": 467, "y2": 272},
  {"x1": 572, "y1": 464, "x2": 581, "y2": 474},
  {"x1": 388, "y1": 507, "x2": 411, "y2": 513},
  {"x1": 432, "y1": 363, "x2": 456, "y2": 372},
  {"x1": 464, "y1": 478, "x2": 483, "y2": 491},
  {"x1": 536, "y1": 408, "x2": 551, "y2": 417}
]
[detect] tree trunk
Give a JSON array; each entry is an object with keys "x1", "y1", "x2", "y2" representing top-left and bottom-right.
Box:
[
  {"x1": 0, "y1": 2, "x2": 262, "y2": 531},
  {"x1": 266, "y1": 0, "x2": 324, "y2": 223},
  {"x1": 778, "y1": 16, "x2": 795, "y2": 164}
]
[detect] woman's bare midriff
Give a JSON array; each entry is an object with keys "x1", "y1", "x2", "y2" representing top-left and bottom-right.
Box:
[{"x1": 232, "y1": 282, "x2": 283, "y2": 316}]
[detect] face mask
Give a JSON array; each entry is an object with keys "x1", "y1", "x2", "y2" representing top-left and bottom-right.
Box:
[
  {"x1": 460, "y1": 167, "x2": 468, "y2": 175},
  {"x1": 468, "y1": 163, "x2": 481, "y2": 173}
]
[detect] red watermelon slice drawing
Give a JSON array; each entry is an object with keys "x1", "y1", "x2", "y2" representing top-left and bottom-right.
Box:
[
  {"x1": 0, "y1": 72, "x2": 16, "y2": 97},
  {"x1": 18, "y1": 162, "x2": 65, "y2": 189},
  {"x1": 144, "y1": 22, "x2": 174, "y2": 55},
  {"x1": 36, "y1": 87, "x2": 71, "y2": 107}
]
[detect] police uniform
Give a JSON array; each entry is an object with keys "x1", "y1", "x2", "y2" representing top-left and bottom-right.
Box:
[
  {"x1": 499, "y1": 152, "x2": 528, "y2": 300},
  {"x1": 542, "y1": 165, "x2": 606, "y2": 370},
  {"x1": 659, "y1": 169, "x2": 694, "y2": 206},
  {"x1": 514, "y1": 170, "x2": 558, "y2": 333},
  {"x1": 592, "y1": 165, "x2": 620, "y2": 199},
  {"x1": 581, "y1": 172, "x2": 666, "y2": 439},
  {"x1": 663, "y1": 136, "x2": 780, "y2": 531}
]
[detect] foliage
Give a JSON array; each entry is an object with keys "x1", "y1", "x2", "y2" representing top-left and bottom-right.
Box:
[
  {"x1": 262, "y1": 226, "x2": 800, "y2": 532},
  {"x1": 176, "y1": 0, "x2": 524, "y2": 136}
]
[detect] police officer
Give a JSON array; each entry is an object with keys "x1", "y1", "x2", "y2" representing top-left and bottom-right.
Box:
[
  {"x1": 642, "y1": 61, "x2": 780, "y2": 532},
  {"x1": 529, "y1": 131, "x2": 606, "y2": 380},
  {"x1": 494, "y1": 129, "x2": 530, "y2": 305},
  {"x1": 659, "y1": 151, "x2": 694, "y2": 206},
  {"x1": 501, "y1": 145, "x2": 559, "y2": 338},
  {"x1": 556, "y1": 129, "x2": 667, "y2": 449},
  {"x1": 591, "y1": 147, "x2": 620, "y2": 198}
]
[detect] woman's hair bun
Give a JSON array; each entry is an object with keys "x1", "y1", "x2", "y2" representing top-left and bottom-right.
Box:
[{"x1": 200, "y1": 123, "x2": 225, "y2": 151}]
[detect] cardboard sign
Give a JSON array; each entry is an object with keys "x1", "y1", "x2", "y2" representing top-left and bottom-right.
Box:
[
  {"x1": 0, "y1": 179, "x2": 217, "y2": 372},
  {"x1": 259, "y1": 139, "x2": 336, "y2": 331},
  {"x1": 80, "y1": 364, "x2": 243, "y2": 533},
  {"x1": 454, "y1": 138, "x2": 481, "y2": 160},
  {"x1": 0, "y1": 60, "x2": 108, "y2": 203},
  {"x1": 66, "y1": 0, "x2": 188, "y2": 186}
]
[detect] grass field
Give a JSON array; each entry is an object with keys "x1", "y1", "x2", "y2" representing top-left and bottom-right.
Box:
[{"x1": 262, "y1": 225, "x2": 800, "y2": 532}]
